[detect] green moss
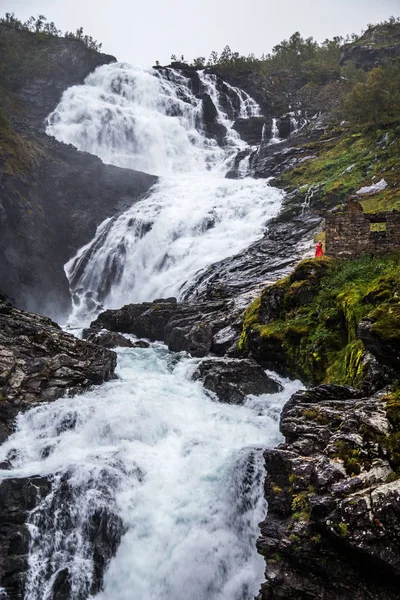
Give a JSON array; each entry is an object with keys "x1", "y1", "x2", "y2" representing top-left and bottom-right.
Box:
[
  {"x1": 237, "y1": 295, "x2": 261, "y2": 352},
  {"x1": 386, "y1": 471, "x2": 400, "y2": 483},
  {"x1": 369, "y1": 306, "x2": 400, "y2": 342},
  {"x1": 326, "y1": 339, "x2": 366, "y2": 388},
  {"x1": 291, "y1": 490, "x2": 312, "y2": 522},
  {"x1": 333, "y1": 441, "x2": 362, "y2": 476},
  {"x1": 335, "y1": 522, "x2": 349, "y2": 538},
  {"x1": 274, "y1": 127, "x2": 400, "y2": 213},
  {"x1": 311, "y1": 533, "x2": 322, "y2": 544},
  {"x1": 238, "y1": 254, "x2": 400, "y2": 386},
  {"x1": 303, "y1": 408, "x2": 319, "y2": 420},
  {"x1": 271, "y1": 483, "x2": 283, "y2": 494}
]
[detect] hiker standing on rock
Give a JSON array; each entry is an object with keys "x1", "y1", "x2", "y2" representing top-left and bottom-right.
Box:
[{"x1": 315, "y1": 241, "x2": 324, "y2": 257}]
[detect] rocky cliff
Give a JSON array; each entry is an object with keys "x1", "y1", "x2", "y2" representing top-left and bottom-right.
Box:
[
  {"x1": 256, "y1": 384, "x2": 400, "y2": 600},
  {"x1": 340, "y1": 22, "x2": 400, "y2": 70},
  {"x1": 0, "y1": 25, "x2": 157, "y2": 319}
]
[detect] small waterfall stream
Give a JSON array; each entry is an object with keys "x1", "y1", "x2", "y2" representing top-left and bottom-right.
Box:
[{"x1": 0, "y1": 64, "x2": 301, "y2": 600}]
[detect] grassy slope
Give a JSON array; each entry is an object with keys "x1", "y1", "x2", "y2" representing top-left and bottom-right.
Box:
[
  {"x1": 239, "y1": 256, "x2": 400, "y2": 387},
  {"x1": 274, "y1": 124, "x2": 400, "y2": 214}
]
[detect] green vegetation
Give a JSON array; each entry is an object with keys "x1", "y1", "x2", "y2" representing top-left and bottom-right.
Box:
[
  {"x1": 165, "y1": 18, "x2": 400, "y2": 127},
  {"x1": 0, "y1": 12, "x2": 102, "y2": 50},
  {"x1": 333, "y1": 441, "x2": 362, "y2": 476},
  {"x1": 238, "y1": 255, "x2": 400, "y2": 387},
  {"x1": 334, "y1": 522, "x2": 349, "y2": 538},
  {"x1": 275, "y1": 125, "x2": 400, "y2": 212},
  {"x1": 343, "y1": 64, "x2": 400, "y2": 126}
]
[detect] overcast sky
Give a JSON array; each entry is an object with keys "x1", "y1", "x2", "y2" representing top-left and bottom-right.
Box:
[{"x1": 2, "y1": 0, "x2": 399, "y2": 66}]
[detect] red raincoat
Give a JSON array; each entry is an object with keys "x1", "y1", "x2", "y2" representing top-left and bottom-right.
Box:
[{"x1": 315, "y1": 242, "x2": 324, "y2": 257}]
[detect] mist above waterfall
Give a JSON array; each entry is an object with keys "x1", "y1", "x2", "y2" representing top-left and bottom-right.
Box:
[{"x1": 46, "y1": 64, "x2": 283, "y2": 318}]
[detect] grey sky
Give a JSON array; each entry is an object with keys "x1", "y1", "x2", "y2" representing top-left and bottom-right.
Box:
[{"x1": 2, "y1": 0, "x2": 399, "y2": 66}]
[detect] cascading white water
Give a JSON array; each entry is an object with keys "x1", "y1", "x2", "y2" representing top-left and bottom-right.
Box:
[
  {"x1": 0, "y1": 63, "x2": 300, "y2": 600},
  {"x1": 46, "y1": 63, "x2": 284, "y2": 317},
  {"x1": 269, "y1": 118, "x2": 281, "y2": 145},
  {"x1": 0, "y1": 346, "x2": 302, "y2": 600}
]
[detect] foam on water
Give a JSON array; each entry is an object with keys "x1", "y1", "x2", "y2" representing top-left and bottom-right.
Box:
[
  {"x1": 0, "y1": 346, "x2": 302, "y2": 600},
  {"x1": 45, "y1": 63, "x2": 283, "y2": 318}
]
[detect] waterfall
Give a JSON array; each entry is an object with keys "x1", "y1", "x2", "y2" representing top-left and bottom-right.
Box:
[
  {"x1": 46, "y1": 64, "x2": 284, "y2": 319},
  {"x1": 0, "y1": 347, "x2": 303, "y2": 600},
  {"x1": 269, "y1": 118, "x2": 280, "y2": 144},
  {"x1": 0, "y1": 64, "x2": 300, "y2": 600}
]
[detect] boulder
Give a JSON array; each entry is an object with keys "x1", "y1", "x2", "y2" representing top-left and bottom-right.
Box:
[
  {"x1": 84, "y1": 330, "x2": 134, "y2": 349},
  {"x1": 91, "y1": 298, "x2": 235, "y2": 357},
  {"x1": 0, "y1": 301, "x2": 116, "y2": 441},
  {"x1": 232, "y1": 117, "x2": 265, "y2": 146},
  {"x1": 193, "y1": 358, "x2": 283, "y2": 404},
  {"x1": 0, "y1": 476, "x2": 51, "y2": 599}
]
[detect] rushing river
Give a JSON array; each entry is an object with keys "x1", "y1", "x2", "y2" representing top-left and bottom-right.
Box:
[
  {"x1": 0, "y1": 346, "x2": 301, "y2": 600},
  {"x1": 1, "y1": 63, "x2": 300, "y2": 599}
]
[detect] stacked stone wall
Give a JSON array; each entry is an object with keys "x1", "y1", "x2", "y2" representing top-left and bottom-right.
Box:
[{"x1": 325, "y1": 209, "x2": 400, "y2": 257}]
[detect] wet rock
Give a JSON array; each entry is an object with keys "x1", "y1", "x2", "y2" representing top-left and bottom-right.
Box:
[
  {"x1": 232, "y1": 117, "x2": 265, "y2": 145},
  {"x1": 85, "y1": 330, "x2": 134, "y2": 349},
  {"x1": 193, "y1": 358, "x2": 282, "y2": 404},
  {"x1": 0, "y1": 476, "x2": 52, "y2": 599},
  {"x1": 183, "y1": 213, "x2": 322, "y2": 305},
  {"x1": 132, "y1": 340, "x2": 150, "y2": 349},
  {"x1": 256, "y1": 383, "x2": 400, "y2": 599},
  {"x1": 91, "y1": 299, "x2": 237, "y2": 358},
  {"x1": 0, "y1": 302, "x2": 117, "y2": 441},
  {"x1": 20, "y1": 472, "x2": 126, "y2": 600},
  {"x1": 277, "y1": 114, "x2": 291, "y2": 139},
  {"x1": 201, "y1": 93, "x2": 227, "y2": 144}
]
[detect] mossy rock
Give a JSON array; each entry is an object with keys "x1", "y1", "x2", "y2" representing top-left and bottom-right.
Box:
[
  {"x1": 238, "y1": 254, "x2": 400, "y2": 386},
  {"x1": 369, "y1": 305, "x2": 400, "y2": 342}
]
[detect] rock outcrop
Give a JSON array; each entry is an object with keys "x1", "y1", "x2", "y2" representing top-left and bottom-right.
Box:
[
  {"x1": 256, "y1": 384, "x2": 400, "y2": 600},
  {"x1": 88, "y1": 297, "x2": 241, "y2": 357},
  {"x1": 0, "y1": 25, "x2": 116, "y2": 130},
  {"x1": 193, "y1": 358, "x2": 282, "y2": 404},
  {"x1": 0, "y1": 300, "x2": 117, "y2": 442},
  {"x1": 340, "y1": 23, "x2": 400, "y2": 70}
]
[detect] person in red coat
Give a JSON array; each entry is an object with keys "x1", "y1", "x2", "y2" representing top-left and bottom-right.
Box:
[{"x1": 315, "y1": 241, "x2": 324, "y2": 257}]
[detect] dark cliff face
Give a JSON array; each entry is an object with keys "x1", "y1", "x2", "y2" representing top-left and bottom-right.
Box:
[
  {"x1": 0, "y1": 25, "x2": 116, "y2": 129},
  {"x1": 0, "y1": 27, "x2": 157, "y2": 320},
  {"x1": 0, "y1": 131, "x2": 157, "y2": 319}
]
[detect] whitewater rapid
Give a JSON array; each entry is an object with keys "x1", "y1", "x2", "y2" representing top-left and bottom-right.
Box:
[{"x1": 0, "y1": 345, "x2": 302, "y2": 600}]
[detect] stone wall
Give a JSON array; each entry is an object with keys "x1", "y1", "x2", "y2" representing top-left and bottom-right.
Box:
[{"x1": 325, "y1": 205, "x2": 400, "y2": 257}]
